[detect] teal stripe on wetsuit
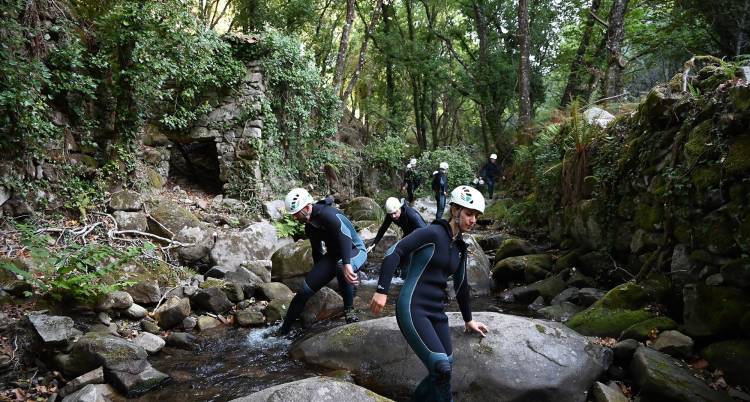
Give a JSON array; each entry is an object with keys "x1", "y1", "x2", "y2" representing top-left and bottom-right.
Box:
[{"x1": 336, "y1": 213, "x2": 367, "y2": 271}]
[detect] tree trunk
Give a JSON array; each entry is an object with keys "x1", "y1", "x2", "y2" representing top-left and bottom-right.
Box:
[
  {"x1": 561, "y1": 0, "x2": 602, "y2": 106},
  {"x1": 473, "y1": 1, "x2": 491, "y2": 154},
  {"x1": 382, "y1": 1, "x2": 397, "y2": 132},
  {"x1": 342, "y1": 0, "x2": 384, "y2": 102},
  {"x1": 603, "y1": 0, "x2": 629, "y2": 98},
  {"x1": 517, "y1": 0, "x2": 531, "y2": 129},
  {"x1": 406, "y1": 0, "x2": 427, "y2": 150},
  {"x1": 333, "y1": 0, "x2": 356, "y2": 97}
]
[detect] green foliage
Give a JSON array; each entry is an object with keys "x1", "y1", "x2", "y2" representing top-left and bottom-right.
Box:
[
  {"x1": 273, "y1": 214, "x2": 305, "y2": 239},
  {"x1": 0, "y1": 223, "x2": 147, "y2": 303},
  {"x1": 412, "y1": 146, "x2": 479, "y2": 196},
  {"x1": 362, "y1": 134, "x2": 407, "y2": 172}
]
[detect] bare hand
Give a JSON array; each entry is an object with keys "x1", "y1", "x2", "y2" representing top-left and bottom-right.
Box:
[
  {"x1": 370, "y1": 293, "x2": 387, "y2": 316},
  {"x1": 464, "y1": 320, "x2": 489, "y2": 337},
  {"x1": 343, "y1": 264, "x2": 359, "y2": 285}
]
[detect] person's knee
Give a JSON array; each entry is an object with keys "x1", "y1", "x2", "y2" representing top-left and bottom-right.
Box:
[{"x1": 434, "y1": 359, "x2": 452, "y2": 384}]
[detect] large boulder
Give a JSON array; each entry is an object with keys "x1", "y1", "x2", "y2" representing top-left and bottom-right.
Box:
[
  {"x1": 191, "y1": 287, "x2": 233, "y2": 313},
  {"x1": 113, "y1": 211, "x2": 148, "y2": 232},
  {"x1": 301, "y1": 287, "x2": 343, "y2": 327},
  {"x1": 343, "y1": 197, "x2": 382, "y2": 221},
  {"x1": 153, "y1": 296, "x2": 191, "y2": 329},
  {"x1": 494, "y1": 238, "x2": 536, "y2": 261},
  {"x1": 257, "y1": 282, "x2": 294, "y2": 303},
  {"x1": 211, "y1": 222, "x2": 293, "y2": 271},
  {"x1": 682, "y1": 284, "x2": 750, "y2": 337},
  {"x1": 492, "y1": 254, "x2": 553, "y2": 284},
  {"x1": 146, "y1": 198, "x2": 201, "y2": 239},
  {"x1": 263, "y1": 199, "x2": 286, "y2": 221},
  {"x1": 464, "y1": 235, "x2": 492, "y2": 296},
  {"x1": 27, "y1": 314, "x2": 80, "y2": 348},
  {"x1": 583, "y1": 107, "x2": 615, "y2": 128},
  {"x1": 109, "y1": 190, "x2": 142, "y2": 212},
  {"x1": 291, "y1": 312, "x2": 611, "y2": 402},
  {"x1": 125, "y1": 281, "x2": 161, "y2": 305},
  {"x1": 567, "y1": 282, "x2": 657, "y2": 337},
  {"x1": 176, "y1": 224, "x2": 215, "y2": 263},
  {"x1": 229, "y1": 376, "x2": 394, "y2": 402},
  {"x1": 630, "y1": 346, "x2": 732, "y2": 402},
  {"x1": 701, "y1": 340, "x2": 750, "y2": 389},
  {"x1": 271, "y1": 241, "x2": 314, "y2": 281}
]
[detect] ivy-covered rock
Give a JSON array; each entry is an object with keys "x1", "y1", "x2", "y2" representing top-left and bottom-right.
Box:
[
  {"x1": 683, "y1": 284, "x2": 750, "y2": 337},
  {"x1": 701, "y1": 339, "x2": 750, "y2": 389},
  {"x1": 619, "y1": 316, "x2": 678, "y2": 341},
  {"x1": 343, "y1": 197, "x2": 382, "y2": 221}
]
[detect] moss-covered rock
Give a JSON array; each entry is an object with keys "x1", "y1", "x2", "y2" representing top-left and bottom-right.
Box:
[
  {"x1": 554, "y1": 249, "x2": 580, "y2": 273},
  {"x1": 683, "y1": 284, "x2": 750, "y2": 337},
  {"x1": 620, "y1": 316, "x2": 678, "y2": 341},
  {"x1": 701, "y1": 340, "x2": 750, "y2": 389},
  {"x1": 729, "y1": 83, "x2": 750, "y2": 112},
  {"x1": 271, "y1": 241, "x2": 314, "y2": 281},
  {"x1": 684, "y1": 119, "x2": 716, "y2": 167},
  {"x1": 146, "y1": 198, "x2": 200, "y2": 239},
  {"x1": 494, "y1": 238, "x2": 536, "y2": 261},
  {"x1": 145, "y1": 167, "x2": 165, "y2": 190},
  {"x1": 634, "y1": 202, "x2": 664, "y2": 231},
  {"x1": 598, "y1": 282, "x2": 651, "y2": 310},
  {"x1": 694, "y1": 210, "x2": 737, "y2": 255},
  {"x1": 566, "y1": 199, "x2": 605, "y2": 250},
  {"x1": 724, "y1": 135, "x2": 750, "y2": 175},
  {"x1": 567, "y1": 306, "x2": 654, "y2": 337},
  {"x1": 690, "y1": 166, "x2": 722, "y2": 193},
  {"x1": 528, "y1": 273, "x2": 568, "y2": 302},
  {"x1": 491, "y1": 254, "x2": 553, "y2": 284},
  {"x1": 720, "y1": 258, "x2": 750, "y2": 288},
  {"x1": 483, "y1": 198, "x2": 511, "y2": 221}
]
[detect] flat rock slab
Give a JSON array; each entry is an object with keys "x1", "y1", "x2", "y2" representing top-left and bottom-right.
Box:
[
  {"x1": 229, "y1": 376, "x2": 393, "y2": 402},
  {"x1": 291, "y1": 312, "x2": 611, "y2": 402},
  {"x1": 27, "y1": 314, "x2": 80, "y2": 347},
  {"x1": 630, "y1": 346, "x2": 732, "y2": 402}
]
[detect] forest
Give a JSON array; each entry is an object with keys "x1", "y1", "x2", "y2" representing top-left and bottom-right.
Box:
[{"x1": 1, "y1": 0, "x2": 749, "y2": 401}]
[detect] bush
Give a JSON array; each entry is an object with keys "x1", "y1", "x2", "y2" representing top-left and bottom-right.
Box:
[{"x1": 412, "y1": 145, "x2": 481, "y2": 197}]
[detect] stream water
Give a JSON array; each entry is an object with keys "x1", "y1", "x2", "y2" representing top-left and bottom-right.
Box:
[{"x1": 132, "y1": 228, "x2": 535, "y2": 402}]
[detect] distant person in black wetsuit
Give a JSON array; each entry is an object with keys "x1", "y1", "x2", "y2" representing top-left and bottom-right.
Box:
[
  {"x1": 402, "y1": 158, "x2": 420, "y2": 205},
  {"x1": 277, "y1": 188, "x2": 367, "y2": 335},
  {"x1": 432, "y1": 162, "x2": 449, "y2": 220},
  {"x1": 370, "y1": 185, "x2": 489, "y2": 402},
  {"x1": 367, "y1": 197, "x2": 427, "y2": 277},
  {"x1": 479, "y1": 153, "x2": 500, "y2": 199}
]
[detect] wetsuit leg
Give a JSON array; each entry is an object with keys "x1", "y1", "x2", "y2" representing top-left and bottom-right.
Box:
[
  {"x1": 279, "y1": 254, "x2": 338, "y2": 333},
  {"x1": 336, "y1": 248, "x2": 367, "y2": 309},
  {"x1": 435, "y1": 193, "x2": 446, "y2": 220},
  {"x1": 407, "y1": 185, "x2": 415, "y2": 205},
  {"x1": 487, "y1": 177, "x2": 495, "y2": 199}
]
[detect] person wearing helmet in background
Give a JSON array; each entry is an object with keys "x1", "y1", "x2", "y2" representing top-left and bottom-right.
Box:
[
  {"x1": 479, "y1": 153, "x2": 500, "y2": 199},
  {"x1": 277, "y1": 188, "x2": 367, "y2": 335},
  {"x1": 431, "y1": 162, "x2": 449, "y2": 220},
  {"x1": 369, "y1": 185, "x2": 489, "y2": 401},
  {"x1": 402, "y1": 158, "x2": 420, "y2": 206},
  {"x1": 367, "y1": 197, "x2": 427, "y2": 277}
]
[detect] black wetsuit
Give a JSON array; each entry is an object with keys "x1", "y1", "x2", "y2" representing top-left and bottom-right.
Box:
[
  {"x1": 404, "y1": 169, "x2": 420, "y2": 204},
  {"x1": 372, "y1": 204, "x2": 427, "y2": 246},
  {"x1": 376, "y1": 219, "x2": 471, "y2": 402},
  {"x1": 479, "y1": 161, "x2": 500, "y2": 198},
  {"x1": 279, "y1": 198, "x2": 367, "y2": 333}
]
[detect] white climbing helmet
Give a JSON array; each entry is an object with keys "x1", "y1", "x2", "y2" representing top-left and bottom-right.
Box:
[
  {"x1": 410, "y1": 158, "x2": 417, "y2": 165},
  {"x1": 285, "y1": 188, "x2": 314, "y2": 214},
  {"x1": 449, "y1": 185, "x2": 485, "y2": 213},
  {"x1": 439, "y1": 161, "x2": 449, "y2": 170},
  {"x1": 406, "y1": 163, "x2": 413, "y2": 169},
  {"x1": 490, "y1": 153, "x2": 497, "y2": 160},
  {"x1": 384, "y1": 197, "x2": 403, "y2": 214}
]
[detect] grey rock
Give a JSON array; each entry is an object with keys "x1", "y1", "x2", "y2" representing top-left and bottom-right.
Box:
[
  {"x1": 133, "y1": 332, "x2": 165, "y2": 354},
  {"x1": 465, "y1": 234, "x2": 492, "y2": 296},
  {"x1": 140, "y1": 319, "x2": 161, "y2": 334},
  {"x1": 96, "y1": 291, "x2": 133, "y2": 311},
  {"x1": 210, "y1": 222, "x2": 292, "y2": 270},
  {"x1": 242, "y1": 260, "x2": 272, "y2": 283},
  {"x1": 291, "y1": 312, "x2": 611, "y2": 402},
  {"x1": 528, "y1": 296, "x2": 545, "y2": 312},
  {"x1": 592, "y1": 381, "x2": 628, "y2": 402},
  {"x1": 113, "y1": 211, "x2": 148, "y2": 231},
  {"x1": 192, "y1": 287, "x2": 233, "y2": 313},
  {"x1": 0, "y1": 186, "x2": 10, "y2": 207},
  {"x1": 235, "y1": 309, "x2": 265, "y2": 327},
  {"x1": 27, "y1": 314, "x2": 79, "y2": 347},
  {"x1": 224, "y1": 282, "x2": 245, "y2": 303},
  {"x1": 176, "y1": 224, "x2": 215, "y2": 263},
  {"x1": 630, "y1": 346, "x2": 732, "y2": 402},
  {"x1": 123, "y1": 303, "x2": 147, "y2": 320},
  {"x1": 59, "y1": 367, "x2": 104, "y2": 397},
  {"x1": 651, "y1": 330, "x2": 693, "y2": 358},
  {"x1": 705, "y1": 273, "x2": 724, "y2": 286},
  {"x1": 97, "y1": 312, "x2": 111, "y2": 326},
  {"x1": 551, "y1": 287, "x2": 580, "y2": 305},
  {"x1": 197, "y1": 315, "x2": 222, "y2": 331},
  {"x1": 537, "y1": 302, "x2": 582, "y2": 322},
  {"x1": 271, "y1": 241, "x2": 314, "y2": 281},
  {"x1": 612, "y1": 339, "x2": 640, "y2": 365},
  {"x1": 577, "y1": 288, "x2": 605, "y2": 307},
  {"x1": 61, "y1": 384, "x2": 106, "y2": 402},
  {"x1": 229, "y1": 376, "x2": 393, "y2": 402},
  {"x1": 166, "y1": 332, "x2": 196, "y2": 350},
  {"x1": 68, "y1": 332, "x2": 147, "y2": 379},
  {"x1": 301, "y1": 287, "x2": 342, "y2": 327},
  {"x1": 264, "y1": 300, "x2": 288, "y2": 323},
  {"x1": 583, "y1": 107, "x2": 615, "y2": 128},
  {"x1": 258, "y1": 282, "x2": 294, "y2": 303},
  {"x1": 109, "y1": 190, "x2": 142, "y2": 211},
  {"x1": 108, "y1": 362, "x2": 169, "y2": 397},
  {"x1": 126, "y1": 281, "x2": 161, "y2": 305},
  {"x1": 263, "y1": 200, "x2": 286, "y2": 221},
  {"x1": 475, "y1": 233, "x2": 504, "y2": 252},
  {"x1": 154, "y1": 296, "x2": 191, "y2": 329},
  {"x1": 182, "y1": 316, "x2": 197, "y2": 330}
]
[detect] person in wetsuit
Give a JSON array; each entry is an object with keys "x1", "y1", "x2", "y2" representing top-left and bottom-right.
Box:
[
  {"x1": 278, "y1": 188, "x2": 367, "y2": 335},
  {"x1": 479, "y1": 153, "x2": 500, "y2": 199},
  {"x1": 431, "y1": 162, "x2": 449, "y2": 220},
  {"x1": 367, "y1": 197, "x2": 427, "y2": 278},
  {"x1": 402, "y1": 158, "x2": 420, "y2": 205},
  {"x1": 369, "y1": 185, "x2": 489, "y2": 401}
]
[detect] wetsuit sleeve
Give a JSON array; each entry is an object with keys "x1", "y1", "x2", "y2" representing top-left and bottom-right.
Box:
[
  {"x1": 372, "y1": 216, "x2": 392, "y2": 246},
  {"x1": 306, "y1": 225, "x2": 324, "y2": 264},
  {"x1": 407, "y1": 208, "x2": 427, "y2": 229},
  {"x1": 376, "y1": 227, "x2": 435, "y2": 295},
  {"x1": 322, "y1": 211, "x2": 355, "y2": 265},
  {"x1": 454, "y1": 253, "x2": 472, "y2": 322}
]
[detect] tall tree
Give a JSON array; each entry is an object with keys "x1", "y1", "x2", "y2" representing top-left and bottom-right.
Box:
[
  {"x1": 333, "y1": 0, "x2": 356, "y2": 96},
  {"x1": 342, "y1": 0, "x2": 384, "y2": 102},
  {"x1": 518, "y1": 0, "x2": 531, "y2": 129},
  {"x1": 560, "y1": 0, "x2": 602, "y2": 106},
  {"x1": 603, "y1": 0, "x2": 629, "y2": 98}
]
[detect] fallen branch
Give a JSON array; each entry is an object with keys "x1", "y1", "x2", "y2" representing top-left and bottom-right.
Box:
[
  {"x1": 143, "y1": 204, "x2": 174, "y2": 239},
  {"x1": 108, "y1": 229, "x2": 194, "y2": 247},
  {"x1": 153, "y1": 286, "x2": 180, "y2": 312},
  {"x1": 585, "y1": 91, "x2": 628, "y2": 108}
]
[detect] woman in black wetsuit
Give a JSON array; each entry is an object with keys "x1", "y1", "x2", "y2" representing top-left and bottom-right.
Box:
[{"x1": 369, "y1": 185, "x2": 489, "y2": 402}]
